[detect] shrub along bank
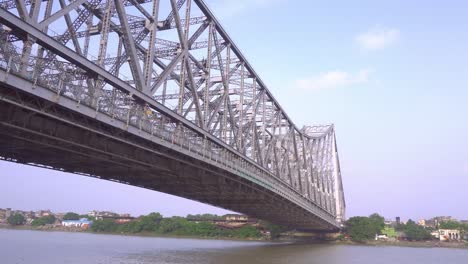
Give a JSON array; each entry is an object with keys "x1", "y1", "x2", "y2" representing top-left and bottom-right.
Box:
[{"x1": 90, "y1": 213, "x2": 264, "y2": 239}]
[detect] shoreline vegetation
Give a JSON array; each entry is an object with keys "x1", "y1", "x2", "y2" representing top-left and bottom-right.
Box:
[
  {"x1": 338, "y1": 213, "x2": 468, "y2": 250},
  {"x1": 2, "y1": 212, "x2": 286, "y2": 241},
  {"x1": 2, "y1": 225, "x2": 467, "y2": 250},
  {"x1": 3, "y1": 210, "x2": 468, "y2": 249},
  {"x1": 0, "y1": 224, "x2": 269, "y2": 242}
]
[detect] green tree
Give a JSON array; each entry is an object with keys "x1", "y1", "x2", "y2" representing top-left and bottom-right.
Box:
[
  {"x1": 138, "y1": 212, "x2": 162, "y2": 232},
  {"x1": 31, "y1": 218, "x2": 46, "y2": 226},
  {"x1": 63, "y1": 212, "x2": 80, "y2": 221},
  {"x1": 7, "y1": 213, "x2": 25, "y2": 226},
  {"x1": 91, "y1": 219, "x2": 118, "y2": 232},
  {"x1": 439, "y1": 221, "x2": 461, "y2": 230},
  {"x1": 43, "y1": 215, "x2": 56, "y2": 224},
  {"x1": 158, "y1": 217, "x2": 186, "y2": 233},
  {"x1": 369, "y1": 213, "x2": 385, "y2": 232},
  {"x1": 236, "y1": 226, "x2": 261, "y2": 238},
  {"x1": 32, "y1": 215, "x2": 56, "y2": 226},
  {"x1": 121, "y1": 220, "x2": 146, "y2": 233},
  {"x1": 190, "y1": 222, "x2": 219, "y2": 236},
  {"x1": 85, "y1": 212, "x2": 269, "y2": 240},
  {"x1": 395, "y1": 222, "x2": 406, "y2": 231},
  {"x1": 404, "y1": 219, "x2": 432, "y2": 241},
  {"x1": 345, "y1": 216, "x2": 375, "y2": 242}
]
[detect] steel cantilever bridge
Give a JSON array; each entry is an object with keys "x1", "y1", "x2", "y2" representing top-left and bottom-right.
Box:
[{"x1": 0, "y1": 0, "x2": 345, "y2": 231}]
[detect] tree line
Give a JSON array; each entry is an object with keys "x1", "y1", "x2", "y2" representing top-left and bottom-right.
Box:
[
  {"x1": 6, "y1": 211, "x2": 283, "y2": 240},
  {"x1": 344, "y1": 213, "x2": 467, "y2": 242},
  {"x1": 90, "y1": 212, "x2": 263, "y2": 239}
]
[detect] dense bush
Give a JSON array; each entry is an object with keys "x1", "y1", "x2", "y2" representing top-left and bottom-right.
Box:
[
  {"x1": 7, "y1": 213, "x2": 25, "y2": 226},
  {"x1": 31, "y1": 215, "x2": 56, "y2": 226},
  {"x1": 63, "y1": 212, "x2": 80, "y2": 221},
  {"x1": 345, "y1": 216, "x2": 375, "y2": 242},
  {"x1": 404, "y1": 220, "x2": 432, "y2": 241},
  {"x1": 90, "y1": 212, "x2": 262, "y2": 239},
  {"x1": 90, "y1": 219, "x2": 118, "y2": 232},
  {"x1": 345, "y1": 213, "x2": 385, "y2": 242}
]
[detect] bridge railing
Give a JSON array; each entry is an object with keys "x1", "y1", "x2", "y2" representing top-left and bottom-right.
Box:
[{"x1": 0, "y1": 38, "x2": 339, "y2": 227}]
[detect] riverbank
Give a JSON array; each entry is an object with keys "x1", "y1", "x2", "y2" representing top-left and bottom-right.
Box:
[
  {"x1": 4, "y1": 228, "x2": 468, "y2": 264},
  {"x1": 333, "y1": 239, "x2": 468, "y2": 249},
  {"x1": 2, "y1": 225, "x2": 468, "y2": 249},
  {"x1": 0, "y1": 224, "x2": 270, "y2": 242}
]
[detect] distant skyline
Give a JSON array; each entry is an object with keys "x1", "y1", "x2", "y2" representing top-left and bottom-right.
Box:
[{"x1": 1, "y1": 0, "x2": 468, "y2": 220}]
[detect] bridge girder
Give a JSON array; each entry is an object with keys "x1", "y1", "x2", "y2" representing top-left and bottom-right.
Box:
[{"x1": 0, "y1": 0, "x2": 345, "y2": 230}]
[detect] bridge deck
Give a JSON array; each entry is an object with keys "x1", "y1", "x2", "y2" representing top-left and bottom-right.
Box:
[{"x1": 0, "y1": 73, "x2": 337, "y2": 231}]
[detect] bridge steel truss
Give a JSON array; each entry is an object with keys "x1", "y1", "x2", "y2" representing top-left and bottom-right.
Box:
[{"x1": 0, "y1": 0, "x2": 345, "y2": 230}]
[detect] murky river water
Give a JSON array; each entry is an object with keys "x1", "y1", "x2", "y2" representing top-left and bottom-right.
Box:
[{"x1": 1, "y1": 229, "x2": 467, "y2": 264}]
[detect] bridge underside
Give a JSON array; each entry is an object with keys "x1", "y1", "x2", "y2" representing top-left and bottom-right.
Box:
[{"x1": 0, "y1": 81, "x2": 338, "y2": 231}]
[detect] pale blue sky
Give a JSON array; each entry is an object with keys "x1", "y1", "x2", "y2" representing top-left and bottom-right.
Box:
[{"x1": 1, "y1": 0, "x2": 467, "y2": 220}]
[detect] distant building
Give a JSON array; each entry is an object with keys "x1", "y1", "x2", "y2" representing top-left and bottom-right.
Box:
[
  {"x1": 375, "y1": 234, "x2": 388, "y2": 241},
  {"x1": 384, "y1": 219, "x2": 396, "y2": 227},
  {"x1": 431, "y1": 231, "x2": 440, "y2": 239},
  {"x1": 23, "y1": 211, "x2": 36, "y2": 225},
  {"x1": 101, "y1": 216, "x2": 135, "y2": 224},
  {"x1": 439, "y1": 229, "x2": 460, "y2": 241},
  {"x1": 24, "y1": 211, "x2": 35, "y2": 219},
  {"x1": 88, "y1": 211, "x2": 119, "y2": 220},
  {"x1": 425, "y1": 219, "x2": 437, "y2": 228},
  {"x1": 55, "y1": 213, "x2": 65, "y2": 220},
  {"x1": 36, "y1": 210, "x2": 52, "y2": 218},
  {"x1": 5, "y1": 208, "x2": 12, "y2": 218},
  {"x1": 223, "y1": 214, "x2": 249, "y2": 222},
  {"x1": 396, "y1": 217, "x2": 401, "y2": 226},
  {"x1": 434, "y1": 216, "x2": 457, "y2": 222},
  {"x1": 88, "y1": 210, "x2": 99, "y2": 217},
  {"x1": 417, "y1": 219, "x2": 426, "y2": 226},
  {"x1": 62, "y1": 218, "x2": 93, "y2": 229}
]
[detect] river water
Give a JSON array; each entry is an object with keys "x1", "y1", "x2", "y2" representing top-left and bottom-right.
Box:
[{"x1": 1, "y1": 229, "x2": 467, "y2": 264}]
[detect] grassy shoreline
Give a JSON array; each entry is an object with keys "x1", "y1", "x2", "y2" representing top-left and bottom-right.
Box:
[{"x1": 0, "y1": 225, "x2": 270, "y2": 242}]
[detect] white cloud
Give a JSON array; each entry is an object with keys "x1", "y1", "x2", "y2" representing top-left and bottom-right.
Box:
[
  {"x1": 208, "y1": 0, "x2": 282, "y2": 18},
  {"x1": 355, "y1": 26, "x2": 400, "y2": 51},
  {"x1": 295, "y1": 69, "x2": 372, "y2": 91}
]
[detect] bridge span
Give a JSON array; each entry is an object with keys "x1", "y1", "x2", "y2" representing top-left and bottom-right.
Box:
[{"x1": 0, "y1": 0, "x2": 345, "y2": 231}]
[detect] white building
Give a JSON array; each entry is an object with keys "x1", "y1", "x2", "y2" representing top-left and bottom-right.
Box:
[
  {"x1": 439, "y1": 229, "x2": 460, "y2": 241},
  {"x1": 62, "y1": 218, "x2": 93, "y2": 228}
]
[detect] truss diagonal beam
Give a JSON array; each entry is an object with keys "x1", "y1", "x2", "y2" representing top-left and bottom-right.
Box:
[
  {"x1": 114, "y1": 0, "x2": 146, "y2": 92},
  {"x1": 38, "y1": 0, "x2": 88, "y2": 29}
]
